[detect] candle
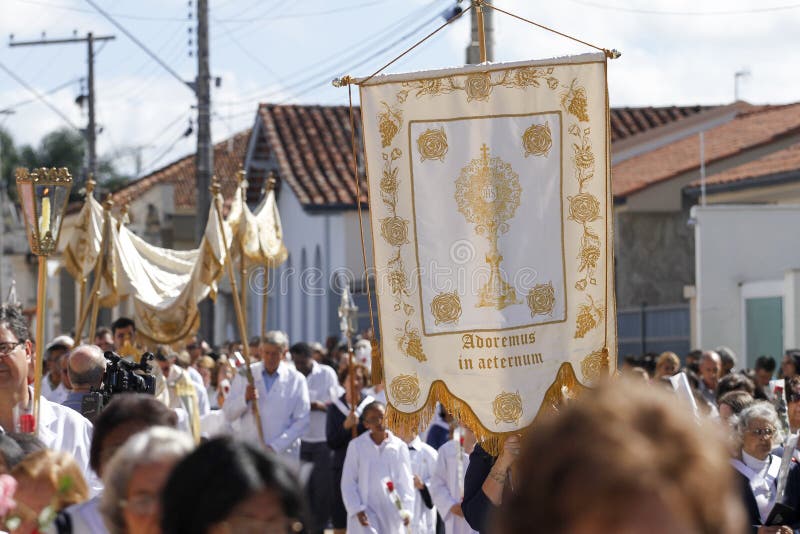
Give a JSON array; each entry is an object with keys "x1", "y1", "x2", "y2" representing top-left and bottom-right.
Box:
[{"x1": 40, "y1": 189, "x2": 51, "y2": 236}]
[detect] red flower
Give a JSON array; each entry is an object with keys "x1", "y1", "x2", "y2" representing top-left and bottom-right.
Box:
[{"x1": 386, "y1": 480, "x2": 395, "y2": 492}]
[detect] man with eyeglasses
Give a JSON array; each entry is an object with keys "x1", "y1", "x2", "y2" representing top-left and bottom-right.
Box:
[
  {"x1": 224, "y1": 331, "x2": 309, "y2": 467},
  {"x1": 0, "y1": 305, "x2": 96, "y2": 491}
]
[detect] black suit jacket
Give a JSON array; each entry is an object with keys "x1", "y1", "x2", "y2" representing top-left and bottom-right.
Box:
[{"x1": 737, "y1": 456, "x2": 800, "y2": 533}]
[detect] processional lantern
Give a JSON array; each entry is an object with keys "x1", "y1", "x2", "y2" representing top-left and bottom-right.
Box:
[{"x1": 15, "y1": 167, "x2": 73, "y2": 433}]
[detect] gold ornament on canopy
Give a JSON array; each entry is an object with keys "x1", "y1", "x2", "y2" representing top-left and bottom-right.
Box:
[{"x1": 15, "y1": 167, "x2": 73, "y2": 434}]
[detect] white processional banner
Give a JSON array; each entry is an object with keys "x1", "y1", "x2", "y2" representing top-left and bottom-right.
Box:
[{"x1": 359, "y1": 53, "x2": 616, "y2": 448}]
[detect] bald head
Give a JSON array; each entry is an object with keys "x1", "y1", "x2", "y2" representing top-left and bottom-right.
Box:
[{"x1": 68, "y1": 344, "x2": 107, "y2": 391}]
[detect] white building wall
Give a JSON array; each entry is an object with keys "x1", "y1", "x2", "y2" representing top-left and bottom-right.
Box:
[{"x1": 692, "y1": 204, "x2": 800, "y2": 360}]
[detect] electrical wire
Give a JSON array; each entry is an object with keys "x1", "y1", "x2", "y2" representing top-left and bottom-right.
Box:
[
  {"x1": 139, "y1": 131, "x2": 192, "y2": 177},
  {"x1": 0, "y1": 77, "x2": 81, "y2": 112},
  {"x1": 10, "y1": 0, "x2": 186, "y2": 21},
  {"x1": 216, "y1": 0, "x2": 392, "y2": 23},
  {"x1": 566, "y1": 0, "x2": 800, "y2": 15},
  {"x1": 213, "y1": 17, "x2": 281, "y2": 80},
  {"x1": 0, "y1": 61, "x2": 81, "y2": 130},
  {"x1": 82, "y1": 0, "x2": 194, "y2": 93},
  {"x1": 219, "y1": 0, "x2": 446, "y2": 106}
]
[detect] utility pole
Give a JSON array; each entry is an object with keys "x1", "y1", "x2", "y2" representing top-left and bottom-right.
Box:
[
  {"x1": 9, "y1": 33, "x2": 115, "y2": 183},
  {"x1": 196, "y1": 0, "x2": 215, "y2": 343},
  {"x1": 466, "y1": 3, "x2": 494, "y2": 64}
]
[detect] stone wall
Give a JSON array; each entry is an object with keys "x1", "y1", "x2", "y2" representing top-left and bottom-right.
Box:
[{"x1": 614, "y1": 209, "x2": 694, "y2": 308}]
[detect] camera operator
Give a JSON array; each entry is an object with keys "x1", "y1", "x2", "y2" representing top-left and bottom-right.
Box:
[{"x1": 62, "y1": 345, "x2": 107, "y2": 417}]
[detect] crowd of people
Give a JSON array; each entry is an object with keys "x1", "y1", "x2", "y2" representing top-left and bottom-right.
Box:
[{"x1": 0, "y1": 300, "x2": 799, "y2": 533}]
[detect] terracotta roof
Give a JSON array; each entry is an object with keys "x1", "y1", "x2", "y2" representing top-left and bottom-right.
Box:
[
  {"x1": 612, "y1": 103, "x2": 800, "y2": 198},
  {"x1": 113, "y1": 129, "x2": 251, "y2": 209},
  {"x1": 252, "y1": 103, "x2": 366, "y2": 209},
  {"x1": 609, "y1": 105, "x2": 712, "y2": 142},
  {"x1": 687, "y1": 141, "x2": 800, "y2": 190}
]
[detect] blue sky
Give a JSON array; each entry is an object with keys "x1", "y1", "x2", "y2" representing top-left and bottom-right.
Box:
[{"x1": 1, "y1": 0, "x2": 798, "y2": 178}]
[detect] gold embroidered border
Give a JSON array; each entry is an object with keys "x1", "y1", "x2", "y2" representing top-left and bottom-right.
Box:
[{"x1": 385, "y1": 362, "x2": 587, "y2": 457}]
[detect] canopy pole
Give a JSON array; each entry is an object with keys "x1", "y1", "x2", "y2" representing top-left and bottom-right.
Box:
[
  {"x1": 475, "y1": 0, "x2": 487, "y2": 63},
  {"x1": 237, "y1": 167, "x2": 248, "y2": 331},
  {"x1": 211, "y1": 179, "x2": 266, "y2": 446},
  {"x1": 87, "y1": 197, "x2": 112, "y2": 343},
  {"x1": 260, "y1": 175, "x2": 277, "y2": 341}
]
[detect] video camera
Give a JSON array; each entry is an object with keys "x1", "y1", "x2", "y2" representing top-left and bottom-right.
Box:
[{"x1": 81, "y1": 351, "x2": 157, "y2": 421}]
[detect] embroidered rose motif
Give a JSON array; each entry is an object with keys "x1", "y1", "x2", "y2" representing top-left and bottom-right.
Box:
[
  {"x1": 465, "y1": 72, "x2": 492, "y2": 102},
  {"x1": 380, "y1": 216, "x2": 409, "y2": 247},
  {"x1": 568, "y1": 193, "x2": 601, "y2": 224},
  {"x1": 430, "y1": 291, "x2": 462, "y2": 325}
]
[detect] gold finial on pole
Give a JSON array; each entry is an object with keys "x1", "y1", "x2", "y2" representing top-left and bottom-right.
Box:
[{"x1": 475, "y1": 0, "x2": 487, "y2": 63}]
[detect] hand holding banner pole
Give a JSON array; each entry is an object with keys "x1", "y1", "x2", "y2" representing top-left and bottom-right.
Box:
[{"x1": 211, "y1": 179, "x2": 266, "y2": 446}]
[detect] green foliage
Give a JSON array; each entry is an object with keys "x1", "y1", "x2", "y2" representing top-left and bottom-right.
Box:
[{"x1": 0, "y1": 127, "x2": 132, "y2": 199}]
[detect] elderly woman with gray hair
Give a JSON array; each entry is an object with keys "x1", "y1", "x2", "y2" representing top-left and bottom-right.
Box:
[
  {"x1": 734, "y1": 401, "x2": 800, "y2": 534},
  {"x1": 100, "y1": 426, "x2": 194, "y2": 534}
]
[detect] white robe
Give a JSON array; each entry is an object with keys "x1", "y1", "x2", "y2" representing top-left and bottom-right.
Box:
[
  {"x1": 41, "y1": 376, "x2": 68, "y2": 405},
  {"x1": 430, "y1": 439, "x2": 478, "y2": 534},
  {"x1": 223, "y1": 361, "x2": 310, "y2": 465},
  {"x1": 341, "y1": 430, "x2": 414, "y2": 534},
  {"x1": 408, "y1": 436, "x2": 438, "y2": 534},
  {"x1": 37, "y1": 391, "x2": 102, "y2": 496}
]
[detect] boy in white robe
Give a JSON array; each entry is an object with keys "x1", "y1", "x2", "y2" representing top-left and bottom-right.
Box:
[
  {"x1": 341, "y1": 402, "x2": 414, "y2": 534},
  {"x1": 430, "y1": 425, "x2": 479, "y2": 534},
  {"x1": 400, "y1": 429, "x2": 438, "y2": 534}
]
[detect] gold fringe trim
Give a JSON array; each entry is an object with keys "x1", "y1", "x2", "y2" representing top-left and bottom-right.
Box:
[
  {"x1": 371, "y1": 339, "x2": 383, "y2": 386},
  {"x1": 386, "y1": 360, "x2": 589, "y2": 457}
]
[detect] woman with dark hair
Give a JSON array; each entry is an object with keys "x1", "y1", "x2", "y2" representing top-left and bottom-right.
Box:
[
  {"x1": 160, "y1": 436, "x2": 306, "y2": 534},
  {"x1": 782, "y1": 351, "x2": 800, "y2": 380},
  {"x1": 326, "y1": 364, "x2": 372, "y2": 534}
]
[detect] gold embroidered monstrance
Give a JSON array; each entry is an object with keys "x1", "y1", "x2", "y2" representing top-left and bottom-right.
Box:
[{"x1": 455, "y1": 144, "x2": 521, "y2": 310}]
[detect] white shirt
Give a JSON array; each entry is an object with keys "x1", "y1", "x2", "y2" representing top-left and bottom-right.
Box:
[
  {"x1": 407, "y1": 436, "x2": 438, "y2": 534},
  {"x1": 302, "y1": 361, "x2": 338, "y2": 443},
  {"x1": 341, "y1": 430, "x2": 414, "y2": 534},
  {"x1": 223, "y1": 361, "x2": 310, "y2": 464},
  {"x1": 37, "y1": 390, "x2": 102, "y2": 496},
  {"x1": 430, "y1": 439, "x2": 478, "y2": 534},
  {"x1": 41, "y1": 376, "x2": 68, "y2": 405},
  {"x1": 739, "y1": 451, "x2": 779, "y2": 524},
  {"x1": 51, "y1": 496, "x2": 106, "y2": 534}
]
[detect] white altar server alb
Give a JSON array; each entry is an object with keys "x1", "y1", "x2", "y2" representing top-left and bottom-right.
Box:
[
  {"x1": 430, "y1": 428, "x2": 479, "y2": 534},
  {"x1": 341, "y1": 402, "x2": 414, "y2": 534}
]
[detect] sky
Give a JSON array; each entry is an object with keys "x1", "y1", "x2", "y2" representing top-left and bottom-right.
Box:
[{"x1": 0, "y1": 0, "x2": 799, "y2": 179}]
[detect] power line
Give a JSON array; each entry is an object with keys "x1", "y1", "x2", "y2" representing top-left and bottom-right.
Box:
[
  {"x1": 0, "y1": 61, "x2": 81, "y2": 130},
  {"x1": 10, "y1": 0, "x2": 186, "y2": 21},
  {"x1": 219, "y1": 0, "x2": 447, "y2": 106},
  {"x1": 216, "y1": 0, "x2": 392, "y2": 23},
  {"x1": 214, "y1": 6, "x2": 447, "y2": 117},
  {"x1": 1, "y1": 77, "x2": 81, "y2": 112},
  {"x1": 82, "y1": 0, "x2": 194, "y2": 93},
  {"x1": 139, "y1": 130, "x2": 192, "y2": 177},
  {"x1": 213, "y1": 17, "x2": 281, "y2": 81},
  {"x1": 566, "y1": 0, "x2": 800, "y2": 15}
]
